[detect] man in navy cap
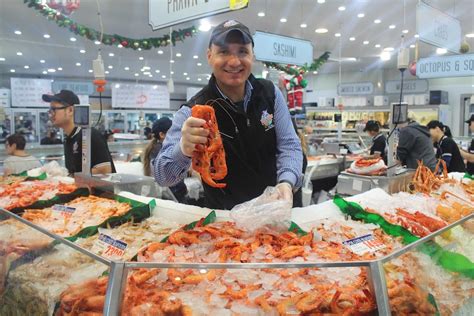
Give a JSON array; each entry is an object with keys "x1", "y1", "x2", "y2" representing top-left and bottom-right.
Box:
[
  {"x1": 42, "y1": 90, "x2": 115, "y2": 175},
  {"x1": 155, "y1": 20, "x2": 303, "y2": 209}
]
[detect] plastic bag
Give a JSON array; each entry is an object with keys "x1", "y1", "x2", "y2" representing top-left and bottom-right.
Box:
[{"x1": 230, "y1": 186, "x2": 292, "y2": 232}]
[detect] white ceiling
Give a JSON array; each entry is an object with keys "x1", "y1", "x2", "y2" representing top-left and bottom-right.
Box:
[{"x1": 0, "y1": 0, "x2": 473, "y2": 85}]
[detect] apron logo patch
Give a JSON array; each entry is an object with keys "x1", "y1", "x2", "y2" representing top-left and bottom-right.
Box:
[
  {"x1": 260, "y1": 110, "x2": 274, "y2": 131},
  {"x1": 73, "y1": 141, "x2": 79, "y2": 154}
]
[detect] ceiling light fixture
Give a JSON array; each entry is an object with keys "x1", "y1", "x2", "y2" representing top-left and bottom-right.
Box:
[
  {"x1": 10, "y1": 69, "x2": 15, "y2": 73},
  {"x1": 186, "y1": 77, "x2": 191, "y2": 80},
  {"x1": 70, "y1": 37, "x2": 77, "y2": 42},
  {"x1": 16, "y1": 52, "x2": 23, "y2": 56},
  {"x1": 0, "y1": 58, "x2": 5, "y2": 61},
  {"x1": 198, "y1": 21, "x2": 211, "y2": 32},
  {"x1": 197, "y1": 62, "x2": 202, "y2": 66},
  {"x1": 315, "y1": 28, "x2": 328, "y2": 33},
  {"x1": 338, "y1": 6, "x2": 346, "y2": 11},
  {"x1": 176, "y1": 53, "x2": 182, "y2": 57},
  {"x1": 94, "y1": 40, "x2": 101, "y2": 45},
  {"x1": 436, "y1": 47, "x2": 447, "y2": 55},
  {"x1": 124, "y1": 66, "x2": 130, "y2": 70},
  {"x1": 349, "y1": 37, "x2": 355, "y2": 41},
  {"x1": 257, "y1": 12, "x2": 265, "y2": 17},
  {"x1": 162, "y1": 75, "x2": 166, "y2": 79},
  {"x1": 14, "y1": 30, "x2": 22, "y2": 35},
  {"x1": 24, "y1": 65, "x2": 29, "y2": 69},
  {"x1": 300, "y1": 23, "x2": 307, "y2": 28},
  {"x1": 57, "y1": 67, "x2": 62, "y2": 71},
  {"x1": 109, "y1": 53, "x2": 114, "y2": 57},
  {"x1": 375, "y1": 44, "x2": 381, "y2": 48},
  {"x1": 335, "y1": 33, "x2": 341, "y2": 37},
  {"x1": 105, "y1": 70, "x2": 110, "y2": 74},
  {"x1": 280, "y1": 18, "x2": 287, "y2": 23},
  {"x1": 363, "y1": 41, "x2": 369, "y2": 45},
  {"x1": 170, "y1": 60, "x2": 175, "y2": 63},
  {"x1": 117, "y1": 44, "x2": 123, "y2": 48},
  {"x1": 198, "y1": 78, "x2": 202, "y2": 81},
  {"x1": 153, "y1": 85, "x2": 158, "y2": 89},
  {"x1": 155, "y1": 69, "x2": 160, "y2": 73},
  {"x1": 389, "y1": 24, "x2": 396, "y2": 29},
  {"x1": 193, "y1": 55, "x2": 198, "y2": 59},
  {"x1": 88, "y1": 69, "x2": 93, "y2": 73},
  {"x1": 40, "y1": 59, "x2": 45, "y2": 63},
  {"x1": 76, "y1": 62, "x2": 81, "y2": 66},
  {"x1": 317, "y1": 0, "x2": 325, "y2": 3},
  {"x1": 158, "y1": 50, "x2": 164, "y2": 54},
  {"x1": 139, "y1": 57, "x2": 144, "y2": 60},
  {"x1": 42, "y1": 71, "x2": 47, "y2": 74},
  {"x1": 466, "y1": 33, "x2": 474, "y2": 38},
  {"x1": 183, "y1": 72, "x2": 188, "y2": 75},
  {"x1": 402, "y1": 29, "x2": 409, "y2": 34},
  {"x1": 383, "y1": 47, "x2": 395, "y2": 52},
  {"x1": 313, "y1": 71, "x2": 318, "y2": 74},
  {"x1": 170, "y1": 71, "x2": 174, "y2": 75},
  {"x1": 80, "y1": 49, "x2": 86, "y2": 53},
  {"x1": 43, "y1": 34, "x2": 50, "y2": 38},
  {"x1": 134, "y1": 73, "x2": 139, "y2": 77},
  {"x1": 357, "y1": 13, "x2": 365, "y2": 18},
  {"x1": 47, "y1": 68, "x2": 56, "y2": 72},
  {"x1": 143, "y1": 66, "x2": 151, "y2": 70},
  {"x1": 108, "y1": 65, "x2": 113, "y2": 69},
  {"x1": 380, "y1": 51, "x2": 391, "y2": 61},
  {"x1": 374, "y1": 19, "x2": 381, "y2": 24},
  {"x1": 144, "y1": 71, "x2": 151, "y2": 75},
  {"x1": 410, "y1": 44, "x2": 415, "y2": 48}
]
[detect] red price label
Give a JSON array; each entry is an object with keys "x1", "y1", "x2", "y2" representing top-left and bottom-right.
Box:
[
  {"x1": 61, "y1": 211, "x2": 72, "y2": 219},
  {"x1": 104, "y1": 245, "x2": 125, "y2": 258}
]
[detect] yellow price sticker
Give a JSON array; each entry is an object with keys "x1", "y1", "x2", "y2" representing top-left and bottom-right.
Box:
[{"x1": 229, "y1": 0, "x2": 249, "y2": 10}]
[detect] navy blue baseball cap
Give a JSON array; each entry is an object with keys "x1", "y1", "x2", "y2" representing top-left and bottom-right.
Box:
[
  {"x1": 465, "y1": 114, "x2": 474, "y2": 124},
  {"x1": 152, "y1": 117, "x2": 172, "y2": 136},
  {"x1": 42, "y1": 89, "x2": 80, "y2": 106},
  {"x1": 209, "y1": 20, "x2": 254, "y2": 48}
]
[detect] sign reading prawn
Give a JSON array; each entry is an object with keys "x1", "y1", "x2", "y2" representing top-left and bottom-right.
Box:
[
  {"x1": 253, "y1": 31, "x2": 314, "y2": 66},
  {"x1": 149, "y1": 0, "x2": 249, "y2": 29}
]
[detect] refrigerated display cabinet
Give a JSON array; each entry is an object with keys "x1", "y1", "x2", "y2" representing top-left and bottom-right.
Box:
[{"x1": 0, "y1": 207, "x2": 472, "y2": 316}]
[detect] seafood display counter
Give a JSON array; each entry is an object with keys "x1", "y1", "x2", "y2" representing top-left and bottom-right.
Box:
[{"x1": 0, "y1": 166, "x2": 473, "y2": 315}]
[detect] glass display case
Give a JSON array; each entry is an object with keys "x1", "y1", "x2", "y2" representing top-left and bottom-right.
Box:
[
  {"x1": 12, "y1": 110, "x2": 38, "y2": 143},
  {"x1": 126, "y1": 112, "x2": 141, "y2": 134},
  {"x1": 0, "y1": 108, "x2": 12, "y2": 144},
  {"x1": 1, "y1": 207, "x2": 471, "y2": 316},
  {"x1": 107, "y1": 111, "x2": 126, "y2": 133},
  {"x1": 91, "y1": 111, "x2": 107, "y2": 133}
]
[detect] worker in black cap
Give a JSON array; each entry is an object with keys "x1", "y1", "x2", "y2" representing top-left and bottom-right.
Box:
[
  {"x1": 42, "y1": 90, "x2": 115, "y2": 175},
  {"x1": 143, "y1": 117, "x2": 188, "y2": 202},
  {"x1": 363, "y1": 120, "x2": 387, "y2": 164},
  {"x1": 154, "y1": 20, "x2": 303, "y2": 210},
  {"x1": 460, "y1": 114, "x2": 474, "y2": 175}
]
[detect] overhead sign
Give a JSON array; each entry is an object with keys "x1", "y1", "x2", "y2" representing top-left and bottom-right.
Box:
[
  {"x1": 416, "y1": 54, "x2": 474, "y2": 79},
  {"x1": 11, "y1": 78, "x2": 52, "y2": 108},
  {"x1": 416, "y1": 2, "x2": 461, "y2": 53},
  {"x1": 337, "y1": 82, "x2": 374, "y2": 95},
  {"x1": 149, "y1": 0, "x2": 248, "y2": 30},
  {"x1": 254, "y1": 31, "x2": 313, "y2": 66},
  {"x1": 385, "y1": 79, "x2": 429, "y2": 94},
  {"x1": 112, "y1": 84, "x2": 170, "y2": 109},
  {"x1": 52, "y1": 80, "x2": 95, "y2": 95}
]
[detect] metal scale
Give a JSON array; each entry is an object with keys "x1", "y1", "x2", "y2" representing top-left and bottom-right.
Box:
[{"x1": 73, "y1": 104, "x2": 158, "y2": 197}]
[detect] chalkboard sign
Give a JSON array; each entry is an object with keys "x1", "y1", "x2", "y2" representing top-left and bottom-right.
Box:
[
  {"x1": 11, "y1": 78, "x2": 52, "y2": 107},
  {"x1": 111, "y1": 83, "x2": 170, "y2": 109}
]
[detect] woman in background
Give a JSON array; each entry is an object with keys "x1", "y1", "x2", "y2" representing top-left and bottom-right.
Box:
[
  {"x1": 427, "y1": 120, "x2": 465, "y2": 173},
  {"x1": 143, "y1": 117, "x2": 188, "y2": 203},
  {"x1": 4, "y1": 134, "x2": 42, "y2": 175}
]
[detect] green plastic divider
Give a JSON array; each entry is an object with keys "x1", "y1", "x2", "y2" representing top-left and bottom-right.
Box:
[
  {"x1": 333, "y1": 195, "x2": 474, "y2": 279},
  {"x1": 463, "y1": 173, "x2": 473, "y2": 180},
  {"x1": 9, "y1": 187, "x2": 90, "y2": 215},
  {"x1": 14, "y1": 171, "x2": 48, "y2": 181}
]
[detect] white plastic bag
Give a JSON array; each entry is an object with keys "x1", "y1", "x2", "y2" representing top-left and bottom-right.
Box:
[{"x1": 230, "y1": 186, "x2": 292, "y2": 232}]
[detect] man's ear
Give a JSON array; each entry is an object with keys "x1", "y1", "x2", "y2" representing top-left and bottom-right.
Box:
[{"x1": 207, "y1": 47, "x2": 212, "y2": 64}]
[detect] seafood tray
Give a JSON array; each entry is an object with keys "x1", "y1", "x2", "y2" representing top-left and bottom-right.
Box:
[{"x1": 0, "y1": 213, "x2": 180, "y2": 316}]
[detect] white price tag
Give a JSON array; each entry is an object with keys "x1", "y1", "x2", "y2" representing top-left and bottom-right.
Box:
[
  {"x1": 343, "y1": 234, "x2": 386, "y2": 255},
  {"x1": 92, "y1": 233, "x2": 128, "y2": 260},
  {"x1": 52, "y1": 205, "x2": 76, "y2": 219}
]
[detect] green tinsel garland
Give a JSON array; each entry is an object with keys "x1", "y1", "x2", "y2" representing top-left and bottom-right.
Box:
[
  {"x1": 263, "y1": 52, "x2": 331, "y2": 76},
  {"x1": 23, "y1": 0, "x2": 197, "y2": 50}
]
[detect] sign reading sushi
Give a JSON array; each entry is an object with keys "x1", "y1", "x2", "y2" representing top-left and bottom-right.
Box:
[
  {"x1": 253, "y1": 31, "x2": 314, "y2": 66},
  {"x1": 149, "y1": 0, "x2": 249, "y2": 29}
]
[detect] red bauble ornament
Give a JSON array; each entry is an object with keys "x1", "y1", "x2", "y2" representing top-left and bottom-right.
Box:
[
  {"x1": 121, "y1": 40, "x2": 128, "y2": 47},
  {"x1": 409, "y1": 61, "x2": 417, "y2": 76},
  {"x1": 46, "y1": 0, "x2": 80, "y2": 15}
]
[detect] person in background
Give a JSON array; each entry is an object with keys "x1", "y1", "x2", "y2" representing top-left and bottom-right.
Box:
[
  {"x1": 155, "y1": 20, "x2": 303, "y2": 210},
  {"x1": 396, "y1": 119, "x2": 437, "y2": 171},
  {"x1": 40, "y1": 130, "x2": 62, "y2": 145},
  {"x1": 3, "y1": 134, "x2": 41, "y2": 175},
  {"x1": 363, "y1": 120, "x2": 387, "y2": 164},
  {"x1": 103, "y1": 129, "x2": 115, "y2": 143},
  {"x1": 143, "y1": 117, "x2": 188, "y2": 203},
  {"x1": 427, "y1": 120, "x2": 465, "y2": 173},
  {"x1": 460, "y1": 114, "x2": 474, "y2": 175},
  {"x1": 144, "y1": 127, "x2": 152, "y2": 140},
  {"x1": 42, "y1": 90, "x2": 115, "y2": 175}
]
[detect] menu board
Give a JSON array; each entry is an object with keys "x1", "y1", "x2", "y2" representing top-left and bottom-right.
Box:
[
  {"x1": 11, "y1": 78, "x2": 52, "y2": 108},
  {"x1": 111, "y1": 83, "x2": 170, "y2": 109}
]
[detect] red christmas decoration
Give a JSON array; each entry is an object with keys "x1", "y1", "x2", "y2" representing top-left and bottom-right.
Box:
[
  {"x1": 46, "y1": 0, "x2": 80, "y2": 15},
  {"x1": 121, "y1": 40, "x2": 129, "y2": 47},
  {"x1": 409, "y1": 61, "x2": 417, "y2": 76},
  {"x1": 282, "y1": 68, "x2": 308, "y2": 114}
]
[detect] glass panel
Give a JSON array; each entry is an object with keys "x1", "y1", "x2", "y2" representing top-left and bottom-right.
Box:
[
  {"x1": 145, "y1": 113, "x2": 158, "y2": 126},
  {"x1": 91, "y1": 112, "x2": 106, "y2": 133},
  {"x1": 126, "y1": 112, "x2": 141, "y2": 134},
  {"x1": 0, "y1": 109, "x2": 11, "y2": 143},
  {"x1": 408, "y1": 109, "x2": 438, "y2": 126},
  {"x1": 13, "y1": 111, "x2": 38, "y2": 143},
  {"x1": 39, "y1": 111, "x2": 62, "y2": 145},
  {"x1": 383, "y1": 218, "x2": 474, "y2": 315},
  {"x1": 0, "y1": 212, "x2": 110, "y2": 315},
  {"x1": 119, "y1": 266, "x2": 375, "y2": 315},
  {"x1": 107, "y1": 112, "x2": 125, "y2": 133}
]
